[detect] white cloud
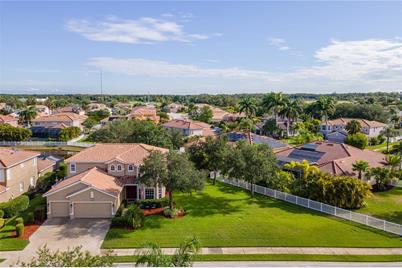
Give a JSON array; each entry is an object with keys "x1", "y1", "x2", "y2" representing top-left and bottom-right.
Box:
[
  {"x1": 66, "y1": 16, "x2": 211, "y2": 44},
  {"x1": 268, "y1": 37, "x2": 290, "y2": 51},
  {"x1": 84, "y1": 38, "x2": 402, "y2": 92}
]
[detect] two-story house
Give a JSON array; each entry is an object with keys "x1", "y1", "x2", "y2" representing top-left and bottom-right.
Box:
[
  {"x1": 44, "y1": 143, "x2": 168, "y2": 219},
  {"x1": 320, "y1": 118, "x2": 386, "y2": 143},
  {"x1": 162, "y1": 119, "x2": 216, "y2": 137},
  {"x1": 31, "y1": 112, "x2": 88, "y2": 138},
  {"x1": 0, "y1": 115, "x2": 19, "y2": 127},
  {"x1": 0, "y1": 149, "x2": 40, "y2": 202},
  {"x1": 127, "y1": 106, "x2": 160, "y2": 123}
]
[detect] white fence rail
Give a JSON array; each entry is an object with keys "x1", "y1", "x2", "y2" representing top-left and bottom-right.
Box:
[
  {"x1": 218, "y1": 177, "x2": 402, "y2": 236},
  {"x1": 0, "y1": 141, "x2": 94, "y2": 148}
]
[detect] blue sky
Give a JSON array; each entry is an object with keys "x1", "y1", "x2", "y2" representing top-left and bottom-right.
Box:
[{"x1": 1, "y1": 1, "x2": 402, "y2": 95}]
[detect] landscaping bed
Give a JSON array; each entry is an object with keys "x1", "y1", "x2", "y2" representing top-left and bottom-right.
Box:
[{"x1": 102, "y1": 182, "x2": 402, "y2": 249}]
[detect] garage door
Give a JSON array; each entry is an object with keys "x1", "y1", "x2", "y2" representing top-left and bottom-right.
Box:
[
  {"x1": 50, "y1": 202, "x2": 70, "y2": 218},
  {"x1": 73, "y1": 203, "x2": 112, "y2": 218}
]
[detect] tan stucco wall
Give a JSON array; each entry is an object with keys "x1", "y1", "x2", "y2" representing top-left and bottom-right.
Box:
[
  {"x1": 67, "y1": 163, "x2": 106, "y2": 177},
  {"x1": 68, "y1": 162, "x2": 139, "y2": 177},
  {"x1": 0, "y1": 158, "x2": 38, "y2": 202},
  {"x1": 46, "y1": 182, "x2": 88, "y2": 201},
  {"x1": 68, "y1": 188, "x2": 116, "y2": 202}
]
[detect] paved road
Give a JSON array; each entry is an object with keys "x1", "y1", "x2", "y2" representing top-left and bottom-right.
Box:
[
  {"x1": 193, "y1": 261, "x2": 402, "y2": 267},
  {"x1": 0, "y1": 218, "x2": 111, "y2": 266}
]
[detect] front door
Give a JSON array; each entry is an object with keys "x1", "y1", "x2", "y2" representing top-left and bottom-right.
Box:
[{"x1": 126, "y1": 185, "x2": 137, "y2": 201}]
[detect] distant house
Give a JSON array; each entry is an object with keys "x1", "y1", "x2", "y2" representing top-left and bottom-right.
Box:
[
  {"x1": 37, "y1": 156, "x2": 58, "y2": 177},
  {"x1": 226, "y1": 132, "x2": 290, "y2": 152},
  {"x1": 0, "y1": 148, "x2": 40, "y2": 202},
  {"x1": 44, "y1": 143, "x2": 168, "y2": 219},
  {"x1": 255, "y1": 115, "x2": 298, "y2": 137},
  {"x1": 31, "y1": 113, "x2": 87, "y2": 138},
  {"x1": 320, "y1": 118, "x2": 386, "y2": 142},
  {"x1": 195, "y1": 104, "x2": 245, "y2": 123},
  {"x1": 100, "y1": 115, "x2": 127, "y2": 126},
  {"x1": 53, "y1": 105, "x2": 85, "y2": 115},
  {"x1": 0, "y1": 115, "x2": 18, "y2": 127},
  {"x1": 128, "y1": 106, "x2": 160, "y2": 123},
  {"x1": 276, "y1": 141, "x2": 386, "y2": 178},
  {"x1": 87, "y1": 103, "x2": 109, "y2": 112},
  {"x1": 167, "y1": 103, "x2": 185, "y2": 113},
  {"x1": 163, "y1": 119, "x2": 216, "y2": 137},
  {"x1": 113, "y1": 103, "x2": 132, "y2": 114},
  {"x1": 35, "y1": 105, "x2": 51, "y2": 116}
]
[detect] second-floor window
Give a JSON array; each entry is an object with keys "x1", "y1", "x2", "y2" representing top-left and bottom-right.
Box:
[
  {"x1": 117, "y1": 165, "x2": 122, "y2": 171},
  {"x1": 110, "y1": 165, "x2": 115, "y2": 171},
  {"x1": 128, "y1": 165, "x2": 134, "y2": 172},
  {"x1": 70, "y1": 163, "x2": 76, "y2": 173}
]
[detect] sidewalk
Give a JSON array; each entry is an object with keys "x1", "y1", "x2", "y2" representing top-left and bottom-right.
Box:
[{"x1": 103, "y1": 247, "x2": 402, "y2": 256}]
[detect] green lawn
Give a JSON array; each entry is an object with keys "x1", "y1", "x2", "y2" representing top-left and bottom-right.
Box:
[
  {"x1": 357, "y1": 187, "x2": 402, "y2": 224},
  {"x1": 103, "y1": 182, "x2": 402, "y2": 249},
  {"x1": 112, "y1": 254, "x2": 402, "y2": 263},
  {"x1": 366, "y1": 141, "x2": 399, "y2": 151},
  {"x1": 0, "y1": 217, "x2": 29, "y2": 251}
]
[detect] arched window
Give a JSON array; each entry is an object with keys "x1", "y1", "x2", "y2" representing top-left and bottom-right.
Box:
[
  {"x1": 117, "y1": 165, "x2": 122, "y2": 171},
  {"x1": 110, "y1": 165, "x2": 115, "y2": 171}
]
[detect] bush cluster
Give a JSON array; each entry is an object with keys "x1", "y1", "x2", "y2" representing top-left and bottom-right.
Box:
[
  {"x1": 0, "y1": 124, "x2": 31, "y2": 141},
  {"x1": 138, "y1": 197, "x2": 169, "y2": 209},
  {"x1": 163, "y1": 207, "x2": 184, "y2": 218},
  {"x1": 111, "y1": 205, "x2": 144, "y2": 229},
  {"x1": 0, "y1": 210, "x2": 4, "y2": 229},
  {"x1": 16, "y1": 223, "x2": 24, "y2": 238},
  {"x1": 0, "y1": 195, "x2": 30, "y2": 217}
]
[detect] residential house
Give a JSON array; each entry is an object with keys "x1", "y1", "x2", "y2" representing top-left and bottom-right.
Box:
[
  {"x1": 320, "y1": 118, "x2": 386, "y2": 142},
  {"x1": 255, "y1": 115, "x2": 298, "y2": 137},
  {"x1": 163, "y1": 119, "x2": 216, "y2": 137},
  {"x1": 276, "y1": 141, "x2": 386, "y2": 179},
  {"x1": 226, "y1": 132, "x2": 290, "y2": 152},
  {"x1": 113, "y1": 103, "x2": 132, "y2": 114},
  {"x1": 31, "y1": 113, "x2": 87, "y2": 138},
  {"x1": 167, "y1": 103, "x2": 185, "y2": 113},
  {"x1": 128, "y1": 106, "x2": 160, "y2": 123},
  {"x1": 100, "y1": 115, "x2": 127, "y2": 126},
  {"x1": 0, "y1": 148, "x2": 40, "y2": 202},
  {"x1": 87, "y1": 103, "x2": 109, "y2": 112},
  {"x1": 0, "y1": 115, "x2": 18, "y2": 127},
  {"x1": 44, "y1": 143, "x2": 168, "y2": 219},
  {"x1": 35, "y1": 105, "x2": 51, "y2": 116},
  {"x1": 195, "y1": 104, "x2": 245, "y2": 123},
  {"x1": 53, "y1": 105, "x2": 85, "y2": 115},
  {"x1": 37, "y1": 156, "x2": 58, "y2": 177}
]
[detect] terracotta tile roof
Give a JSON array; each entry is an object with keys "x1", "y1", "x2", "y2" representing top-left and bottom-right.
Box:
[
  {"x1": 128, "y1": 106, "x2": 160, "y2": 122},
  {"x1": 45, "y1": 167, "x2": 122, "y2": 197},
  {"x1": 276, "y1": 141, "x2": 386, "y2": 177},
  {"x1": 0, "y1": 115, "x2": 17, "y2": 123},
  {"x1": 325, "y1": 118, "x2": 386, "y2": 128},
  {"x1": 195, "y1": 104, "x2": 244, "y2": 121},
  {"x1": 32, "y1": 113, "x2": 87, "y2": 123},
  {"x1": 0, "y1": 148, "x2": 40, "y2": 168},
  {"x1": 163, "y1": 119, "x2": 210, "y2": 130},
  {"x1": 65, "y1": 143, "x2": 168, "y2": 165},
  {"x1": 37, "y1": 158, "x2": 56, "y2": 173}
]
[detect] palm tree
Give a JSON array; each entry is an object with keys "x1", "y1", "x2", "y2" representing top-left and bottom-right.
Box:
[
  {"x1": 136, "y1": 237, "x2": 200, "y2": 267},
  {"x1": 19, "y1": 106, "x2": 37, "y2": 126},
  {"x1": 386, "y1": 154, "x2": 400, "y2": 172},
  {"x1": 352, "y1": 160, "x2": 369, "y2": 179},
  {"x1": 278, "y1": 99, "x2": 302, "y2": 137},
  {"x1": 367, "y1": 167, "x2": 393, "y2": 191},
  {"x1": 315, "y1": 96, "x2": 335, "y2": 124},
  {"x1": 261, "y1": 92, "x2": 285, "y2": 120},
  {"x1": 283, "y1": 160, "x2": 320, "y2": 180},
  {"x1": 239, "y1": 97, "x2": 257, "y2": 118},
  {"x1": 345, "y1": 120, "x2": 362, "y2": 135},
  {"x1": 381, "y1": 126, "x2": 397, "y2": 153}
]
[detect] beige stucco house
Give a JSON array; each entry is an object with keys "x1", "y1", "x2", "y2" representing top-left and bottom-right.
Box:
[
  {"x1": 0, "y1": 115, "x2": 19, "y2": 127},
  {"x1": 44, "y1": 143, "x2": 168, "y2": 219},
  {"x1": 0, "y1": 149, "x2": 40, "y2": 202}
]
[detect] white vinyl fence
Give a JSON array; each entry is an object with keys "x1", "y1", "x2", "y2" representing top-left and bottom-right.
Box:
[
  {"x1": 0, "y1": 141, "x2": 94, "y2": 148},
  {"x1": 218, "y1": 177, "x2": 402, "y2": 236}
]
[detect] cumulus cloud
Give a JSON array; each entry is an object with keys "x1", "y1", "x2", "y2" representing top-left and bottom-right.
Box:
[
  {"x1": 84, "y1": 38, "x2": 402, "y2": 92},
  {"x1": 268, "y1": 37, "x2": 290, "y2": 51},
  {"x1": 66, "y1": 16, "x2": 211, "y2": 44}
]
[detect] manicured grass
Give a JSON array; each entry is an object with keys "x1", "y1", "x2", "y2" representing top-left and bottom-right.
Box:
[
  {"x1": 102, "y1": 182, "x2": 402, "y2": 249},
  {"x1": 0, "y1": 217, "x2": 29, "y2": 251},
  {"x1": 357, "y1": 187, "x2": 402, "y2": 224},
  {"x1": 366, "y1": 141, "x2": 399, "y2": 151},
  {"x1": 112, "y1": 254, "x2": 402, "y2": 263}
]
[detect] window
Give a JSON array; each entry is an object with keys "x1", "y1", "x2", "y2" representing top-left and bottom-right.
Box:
[
  {"x1": 70, "y1": 163, "x2": 76, "y2": 173},
  {"x1": 128, "y1": 165, "x2": 134, "y2": 172},
  {"x1": 158, "y1": 187, "x2": 162, "y2": 198},
  {"x1": 30, "y1": 177, "x2": 35, "y2": 187},
  {"x1": 110, "y1": 165, "x2": 115, "y2": 171},
  {"x1": 19, "y1": 182, "x2": 24, "y2": 192},
  {"x1": 145, "y1": 188, "x2": 155, "y2": 199},
  {"x1": 117, "y1": 165, "x2": 122, "y2": 171},
  {"x1": 90, "y1": 191, "x2": 94, "y2": 199}
]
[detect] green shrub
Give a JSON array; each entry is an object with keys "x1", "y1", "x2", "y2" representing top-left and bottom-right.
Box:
[
  {"x1": 115, "y1": 204, "x2": 125, "y2": 217},
  {"x1": 21, "y1": 212, "x2": 35, "y2": 224},
  {"x1": 0, "y1": 209, "x2": 4, "y2": 218},
  {"x1": 124, "y1": 205, "x2": 145, "y2": 229},
  {"x1": 163, "y1": 207, "x2": 183, "y2": 218},
  {"x1": 34, "y1": 205, "x2": 47, "y2": 222},
  {"x1": 111, "y1": 216, "x2": 127, "y2": 227},
  {"x1": 0, "y1": 195, "x2": 30, "y2": 217},
  {"x1": 345, "y1": 133, "x2": 368, "y2": 149},
  {"x1": 15, "y1": 223, "x2": 24, "y2": 238},
  {"x1": 0, "y1": 218, "x2": 4, "y2": 229},
  {"x1": 15, "y1": 217, "x2": 24, "y2": 225},
  {"x1": 138, "y1": 197, "x2": 169, "y2": 209}
]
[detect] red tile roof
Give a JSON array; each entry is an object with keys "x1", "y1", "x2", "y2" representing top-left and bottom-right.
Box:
[
  {"x1": 0, "y1": 115, "x2": 17, "y2": 123},
  {"x1": 0, "y1": 148, "x2": 40, "y2": 168},
  {"x1": 325, "y1": 118, "x2": 386, "y2": 128}
]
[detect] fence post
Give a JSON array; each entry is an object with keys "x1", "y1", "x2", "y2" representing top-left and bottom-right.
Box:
[
  {"x1": 296, "y1": 196, "x2": 298, "y2": 205},
  {"x1": 308, "y1": 199, "x2": 310, "y2": 208},
  {"x1": 349, "y1": 210, "x2": 352, "y2": 220},
  {"x1": 264, "y1": 187, "x2": 267, "y2": 196},
  {"x1": 383, "y1": 221, "x2": 386, "y2": 231},
  {"x1": 365, "y1": 215, "x2": 368, "y2": 225},
  {"x1": 274, "y1": 190, "x2": 277, "y2": 198},
  {"x1": 320, "y1": 202, "x2": 323, "y2": 212}
]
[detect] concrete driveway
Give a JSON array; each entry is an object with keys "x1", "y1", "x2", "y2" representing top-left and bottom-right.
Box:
[{"x1": 1, "y1": 218, "x2": 111, "y2": 266}]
